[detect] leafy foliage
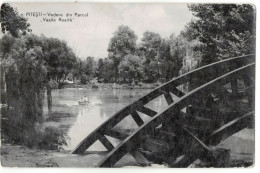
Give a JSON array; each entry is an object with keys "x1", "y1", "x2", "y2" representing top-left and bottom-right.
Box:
[
  {"x1": 73, "y1": 56, "x2": 97, "y2": 84},
  {"x1": 1, "y1": 34, "x2": 48, "y2": 121},
  {"x1": 187, "y1": 4, "x2": 255, "y2": 64},
  {"x1": 0, "y1": 31, "x2": 77, "y2": 117},
  {"x1": 40, "y1": 37, "x2": 77, "y2": 86},
  {"x1": 80, "y1": 74, "x2": 90, "y2": 84},
  {"x1": 119, "y1": 54, "x2": 144, "y2": 83},
  {"x1": 107, "y1": 25, "x2": 138, "y2": 81},
  {"x1": 139, "y1": 31, "x2": 162, "y2": 82},
  {"x1": 1, "y1": 108, "x2": 68, "y2": 150},
  {"x1": 0, "y1": 3, "x2": 31, "y2": 37},
  {"x1": 108, "y1": 25, "x2": 138, "y2": 59}
]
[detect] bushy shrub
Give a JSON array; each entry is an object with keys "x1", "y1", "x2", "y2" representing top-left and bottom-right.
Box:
[
  {"x1": 1, "y1": 108, "x2": 68, "y2": 151},
  {"x1": 37, "y1": 127, "x2": 68, "y2": 150}
]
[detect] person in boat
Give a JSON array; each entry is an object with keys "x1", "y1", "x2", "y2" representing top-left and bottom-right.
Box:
[
  {"x1": 83, "y1": 96, "x2": 89, "y2": 103},
  {"x1": 78, "y1": 96, "x2": 90, "y2": 104}
]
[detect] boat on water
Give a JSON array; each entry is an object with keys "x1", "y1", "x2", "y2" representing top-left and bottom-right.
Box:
[{"x1": 78, "y1": 96, "x2": 90, "y2": 106}]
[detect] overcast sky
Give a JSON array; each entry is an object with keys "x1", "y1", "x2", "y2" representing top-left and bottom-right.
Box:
[{"x1": 11, "y1": 3, "x2": 193, "y2": 59}]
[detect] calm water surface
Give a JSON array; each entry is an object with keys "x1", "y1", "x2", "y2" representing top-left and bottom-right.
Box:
[
  {"x1": 43, "y1": 88, "x2": 170, "y2": 151},
  {"x1": 42, "y1": 88, "x2": 254, "y2": 159}
]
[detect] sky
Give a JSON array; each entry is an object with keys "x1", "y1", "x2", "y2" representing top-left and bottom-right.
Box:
[{"x1": 11, "y1": 3, "x2": 194, "y2": 59}]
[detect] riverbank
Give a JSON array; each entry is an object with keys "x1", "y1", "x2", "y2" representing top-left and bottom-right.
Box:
[
  {"x1": 62, "y1": 82, "x2": 160, "y2": 90},
  {"x1": 1, "y1": 128, "x2": 254, "y2": 168},
  {"x1": 0, "y1": 143, "x2": 165, "y2": 168}
]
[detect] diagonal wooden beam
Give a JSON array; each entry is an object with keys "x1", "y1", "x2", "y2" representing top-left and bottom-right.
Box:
[
  {"x1": 169, "y1": 121, "x2": 216, "y2": 167},
  {"x1": 129, "y1": 150, "x2": 151, "y2": 166},
  {"x1": 168, "y1": 122, "x2": 209, "y2": 167},
  {"x1": 97, "y1": 145, "x2": 129, "y2": 167},
  {"x1": 170, "y1": 87, "x2": 186, "y2": 98},
  {"x1": 137, "y1": 106, "x2": 157, "y2": 117},
  {"x1": 105, "y1": 129, "x2": 128, "y2": 140},
  {"x1": 131, "y1": 111, "x2": 144, "y2": 126},
  {"x1": 163, "y1": 92, "x2": 174, "y2": 105},
  {"x1": 71, "y1": 133, "x2": 99, "y2": 154},
  {"x1": 99, "y1": 135, "x2": 114, "y2": 151}
]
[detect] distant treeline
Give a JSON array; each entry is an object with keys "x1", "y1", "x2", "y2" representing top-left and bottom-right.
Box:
[
  {"x1": 73, "y1": 4, "x2": 256, "y2": 85},
  {"x1": 76, "y1": 29, "x2": 186, "y2": 84}
]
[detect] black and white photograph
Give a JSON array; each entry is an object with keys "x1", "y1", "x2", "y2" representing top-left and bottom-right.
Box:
[{"x1": 0, "y1": 1, "x2": 257, "y2": 169}]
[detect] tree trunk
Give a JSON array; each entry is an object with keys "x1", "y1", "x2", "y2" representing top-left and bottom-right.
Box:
[
  {"x1": 36, "y1": 89, "x2": 44, "y2": 119},
  {"x1": 47, "y1": 85, "x2": 52, "y2": 114}
]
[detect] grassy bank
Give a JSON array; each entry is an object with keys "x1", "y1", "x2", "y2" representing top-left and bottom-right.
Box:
[{"x1": 0, "y1": 143, "x2": 145, "y2": 167}]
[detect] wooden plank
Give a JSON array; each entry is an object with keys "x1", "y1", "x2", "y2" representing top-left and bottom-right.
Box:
[
  {"x1": 97, "y1": 145, "x2": 129, "y2": 167},
  {"x1": 162, "y1": 85, "x2": 185, "y2": 98},
  {"x1": 71, "y1": 132, "x2": 99, "y2": 154},
  {"x1": 129, "y1": 150, "x2": 151, "y2": 166},
  {"x1": 105, "y1": 129, "x2": 128, "y2": 140},
  {"x1": 173, "y1": 120, "x2": 211, "y2": 151},
  {"x1": 131, "y1": 111, "x2": 144, "y2": 126},
  {"x1": 99, "y1": 135, "x2": 114, "y2": 151},
  {"x1": 138, "y1": 89, "x2": 164, "y2": 105},
  {"x1": 168, "y1": 121, "x2": 209, "y2": 167},
  {"x1": 137, "y1": 106, "x2": 157, "y2": 117},
  {"x1": 170, "y1": 87, "x2": 186, "y2": 98},
  {"x1": 163, "y1": 92, "x2": 174, "y2": 105}
]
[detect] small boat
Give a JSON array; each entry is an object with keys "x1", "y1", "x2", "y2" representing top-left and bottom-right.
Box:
[{"x1": 78, "y1": 97, "x2": 90, "y2": 106}]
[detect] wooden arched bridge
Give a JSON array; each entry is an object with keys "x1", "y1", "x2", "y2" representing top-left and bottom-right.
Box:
[{"x1": 71, "y1": 54, "x2": 255, "y2": 167}]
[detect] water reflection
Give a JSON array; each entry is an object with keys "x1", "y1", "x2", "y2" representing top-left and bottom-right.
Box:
[{"x1": 43, "y1": 88, "x2": 167, "y2": 151}]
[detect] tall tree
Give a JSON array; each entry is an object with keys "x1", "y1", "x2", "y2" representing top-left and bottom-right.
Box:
[
  {"x1": 140, "y1": 31, "x2": 162, "y2": 82},
  {"x1": 41, "y1": 37, "x2": 77, "y2": 113},
  {"x1": 0, "y1": 3, "x2": 31, "y2": 104},
  {"x1": 187, "y1": 4, "x2": 255, "y2": 64},
  {"x1": 176, "y1": 30, "x2": 202, "y2": 75},
  {"x1": 119, "y1": 54, "x2": 144, "y2": 84},
  {"x1": 157, "y1": 37, "x2": 178, "y2": 81},
  {"x1": 0, "y1": 3, "x2": 31, "y2": 37},
  {"x1": 72, "y1": 58, "x2": 84, "y2": 82},
  {"x1": 85, "y1": 56, "x2": 96, "y2": 78},
  {"x1": 96, "y1": 58, "x2": 104, "y2": 82},
  {"x1": 107, "y1": 25, "x2": 137, "y2": 81},
  {"x1": 1, "y1": 34, "x2": 47, "y2": 121},
  {"x1": 102, "y1": 58, "x2": 114, "y2": 83}
]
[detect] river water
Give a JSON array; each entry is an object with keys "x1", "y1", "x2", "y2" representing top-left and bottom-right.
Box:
[
  {"x1": 42, "y1": 88, "x2": 169, "y2": 151},
  {"x1": 42, "y1": 88, "x2": 254, "y2": 160}
]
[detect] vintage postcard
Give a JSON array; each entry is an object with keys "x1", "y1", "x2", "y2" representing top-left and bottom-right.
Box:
[{"x1": 0, "y1": 2, "x2": 256, "y2": 168}]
